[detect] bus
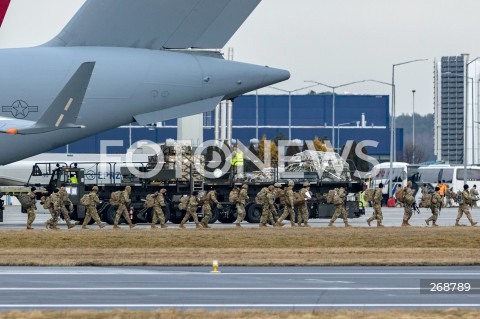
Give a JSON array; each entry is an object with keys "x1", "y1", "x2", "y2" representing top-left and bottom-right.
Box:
[{"x1": 416, "y1": 165, "x2": 480, "y2": 194}]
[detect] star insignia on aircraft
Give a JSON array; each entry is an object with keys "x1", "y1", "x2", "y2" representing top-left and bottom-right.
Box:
[{"x1": 2, "y1": 100, "x2": 39, "y2": 119}]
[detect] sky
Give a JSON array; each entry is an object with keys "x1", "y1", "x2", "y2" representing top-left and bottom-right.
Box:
[{"x1": 1, "y1": 0, "x2": 480, "y2": 116}]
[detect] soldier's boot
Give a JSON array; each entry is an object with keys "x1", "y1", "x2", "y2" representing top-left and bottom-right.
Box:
[
  {"x1": 161, "y1": 224, "x2": 168, "y2": 229},
  {"x1": 328, "y1": 222, "x2": 335, "y2": 227},
  {"x1": 82, "y1": 225, "x2": 89, "y2": 230},
  {"x1": 99, "y1": 223, "x2": 106, "y2": 229},
  {"x1": 151, "y1": 225, "x2": 158, "y2": 229},
  {"x1": 425, "y1": 219, "x2": 430, "y2": 226},
  {"x1": 195, "y1": 223, "x2": 203, "y2": 229},
  {"x1": 304, "y1": 222, "x2": 311, "y2": 228},
  {"x1": 406, "y1": 221, "x2": 412, "y2": 226},
  {"x1": 377, "y1": 222, "x2": 384, "y2": 228},
  {"x1": 235, "y1": 223, "x2": 241, "y2": 228},
  {"x1": 432, "y1": 222, "x2": 439, "y2": 227},
  {"x1": 113, "y1": 225, "x2": 121, "y2": 229},
  {"x1": 179, "y1": 224, "x2": 186, "y2": 229},
  {"x1": 469, "y1": 218, "x2": 478, "y2": 226},
  {"x1": 344, "y1": 222, "x2": 352, "y2": 227},
  {"x1": 291, "y1": 223, "x2": 298, "y2": 227},
  {"x1": 67, "y1": 224, "x2": 75, "y2": 229},
  {"x1": 129, "y1": 224, "x2": 137, "y2": 229},
  {"x1": 401, "y1": 221, "x2": 408, "y2": 227},
  {"x1": 367, "y1": 219, "x2": 372, "y2": 227},
  {"x1": 259, "y1": 223, "x2": 267, "y2": 228},
  {"x1": 26, "y1": 226, "x2": 34, "y2": 230},
  {"x1": 275, "y1": 222, "x2": 284, "y2": 227},
  {"x1": 44, "y1": 221, "x2": 50, "y2": 229},
  {"x1": 50, "y1": 225, "x2": 59, "y2": 230}
]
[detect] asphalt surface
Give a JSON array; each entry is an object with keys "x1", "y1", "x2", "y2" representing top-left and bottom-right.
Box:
[
  {"x1": 1, "y1": 205, "x2": 479, "y2": 230},
  {"x1": 0, "y1": 266, "x2": 479, "y2": 310}
]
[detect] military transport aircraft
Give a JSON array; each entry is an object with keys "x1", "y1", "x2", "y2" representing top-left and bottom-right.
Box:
[{"x1": 0, "y1": 0, "x2": 290, "y2": 165}]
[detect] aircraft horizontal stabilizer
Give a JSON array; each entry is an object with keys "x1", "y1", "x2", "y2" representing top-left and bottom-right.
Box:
[
  {"x1": 0, "y1": 0, "x2": 10, "y2": 28},
  {"x1": 134, "y1": 96, "x2": 223, "y2": 126},
  {"x1": 47, "y1": 0, "x2": 261, "y2": 49},
  {"x1": 0, "y1": 62, "x2": 95, "y2": 135}
]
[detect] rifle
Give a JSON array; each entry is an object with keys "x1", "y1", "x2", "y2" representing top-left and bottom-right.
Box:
[{"x1": 412, "y1": 202, "x2": 421, "y2": 215}]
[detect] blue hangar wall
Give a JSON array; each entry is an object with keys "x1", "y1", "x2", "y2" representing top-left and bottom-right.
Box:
[{"x1": 51, "y1": 94, "x2": 402, "y2": 159}]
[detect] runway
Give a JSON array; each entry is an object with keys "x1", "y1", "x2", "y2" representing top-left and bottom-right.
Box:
[
  {"x1": 1, "y1": 205, "x2": 479, "y2": 230},
  {"x1": 0, "y1": 266, "x2": 479, "y2": 310}
]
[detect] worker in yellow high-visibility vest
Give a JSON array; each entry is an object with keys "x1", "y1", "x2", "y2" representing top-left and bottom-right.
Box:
[{"x1": 231, "y1": 144, "x2": 244, "y2": 180}]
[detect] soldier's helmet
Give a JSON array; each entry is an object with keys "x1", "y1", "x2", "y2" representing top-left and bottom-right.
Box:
[
  {"x1": 274, "y1": 183, "x2": 282, "y2": 188},
  {"x1": 268, "y1": 185, "x2": 275, "y2": 191},
  {"x1": 242, "y1": 184, "x2": 248, "y2": 189},
  {"x1": 160, "y1": 188, "x2": 167, "y2": 194},
  {"x1": 92, "y1": 186, "x2": 99, "y2": 192},
  {"x1": 464, "y1": 184, "x2": 469, "y2": 190},
  {"x1": 125, "y1": 186, "x2": 132, "y2": 192},
  {"x1": 288, "y1": 180, "x2": 294, "y2": 187},
  {"x1": 303, "y1": 182, "x2": 310, "y2": 187}
]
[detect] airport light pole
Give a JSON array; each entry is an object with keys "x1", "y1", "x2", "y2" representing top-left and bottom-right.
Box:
[
  {"x1": 412, "y1": 90, "x2": 416, "y2": 164},
  {"x1": 337, "y1": 122, "x2": 353, "y2": 152},
  {"x1": 270, "y1": 84, "x2": 318, "y2": 141}
]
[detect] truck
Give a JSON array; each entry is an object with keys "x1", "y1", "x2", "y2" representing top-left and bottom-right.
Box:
[{"x1": 5, "y1": 143, "x2": 365, "y2": 225}]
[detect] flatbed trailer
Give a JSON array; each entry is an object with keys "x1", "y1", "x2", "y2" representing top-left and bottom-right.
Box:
[{"x1": 19, "y1": 161, "x2": 364, "y2": 225}]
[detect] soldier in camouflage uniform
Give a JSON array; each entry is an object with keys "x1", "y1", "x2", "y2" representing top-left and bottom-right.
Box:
[
  {"x1": 179, "y1": 191, "x2": 203, "y2": 229},
  {"x1": 276, "y1": 181, "x2": 297, "y2": 227},
  {"x1": 259, "y1": 185, "x2": 276, "y2": 228},
  {"x1": 53, "y1": 185, "x2": 75, "y2": 229},
  {"x1": 152, "y1": 188, "x2": 168, "y2": 229},
  {"x1": 456, "y1": 185, "x2": 478, "y2": 227},
  {"x1": 82, "y1": 186, "x2": 105, "y2": 229},
  {"x1": 297, "y1": 182, "x2": 311, "y2": 227},
  {"x1": 402, "y1": 181, "x2": 415, "y2": 227},
  {"x1": 328, "y1": 187, "x2": 351, "y2": 227},
  {"x1": 425, "y1": 186, "x2": 442, "y2": 227},
  {"x1": 470, "y1": 185, "x2": 479, "y2": 208},
  {"x1": 234, "y1": 184, "x2": 249, "y2": 228},
  {"x1": 367, "y1": 183, "x2": 384, "y2": 227},
  {"x1": 41, "y1": 193, "x2": 55, "y2": 229},
  {"x1": 445, "y1": 187, "x2": 453, "y2": 208},
  {"x1": 113, "y1": 185, "x2": 136, "y2": 229},
  {"x1": 201, "y1": 188, "x2": 222, "y2": 228},
  {"x1": 26, "y1": 187, "x2": 37, "y2": 230}
]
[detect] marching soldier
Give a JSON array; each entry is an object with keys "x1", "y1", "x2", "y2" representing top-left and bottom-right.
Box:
[
  {"x1": 425, "y1": 186, "x2": 442, "y2": 227},
  {"x1": 113, "y1": 186, "x2": 136, "y2": 229},
  {"x1": 456, "y1": 185, "x2": 478, "y2": 227},
  {"x1": 276, "y1": 181, "x2": 297, "y2": 227},
  {"x1": 179, "y1": 191, "x2": 203, "y2": 229},
  {"x1": 42, "y1": 193, "x2": 56, "y2": 229},
  {"x1": 297, "y1": 182, "x2": 311, "y2": 227},
  {"x1": 54, "y1": 185, "x2": 75, "y2": 229},
  {"x1": 201, "y1": 187, "x2": 222, "y2": 228},
  {"x1": 367, "y1": 183, "x2": 384, "y2": 227},
  {"x1": 445, "y1": 187, "x2": 453, "y2": 208},
  {"x1": 234, "y1": 184, "x2": 249, "y2": 228},
  {"x1": 402, "y1": 181, "x2": 415, "y2": 227},
  {"x1": 259, "y1": 185, "x2": 276, "y2": 228},
  {"x1": 45, "y1": 189, "x2": 59, "y2": 229},
  {"x1": 328, "y1": 187, "x2": 351, "y2": 227},
  {"x1": 152, "y1": 189, "x2": 168, "y2": 229},
  {"x1": 26, "y1": 187, "x2": 37, "y2": 230},
  {"x1": 82, "y1": 186, "x2": 105, "y2": 229},
  {"x1": 470, "y1": 185, "x2": 479, "y2": 208}
]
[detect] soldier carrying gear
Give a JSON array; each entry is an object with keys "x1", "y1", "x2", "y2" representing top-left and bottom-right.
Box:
[
  {"x1": 45, "y1": 189, "x2": 60, "y2": 229},
  {"x1": 470, "y1": 185, "x2": 479, "y2": 208},
  {"x1": 445, "y1": 186, "x2": 453, "y2": 208},
  {"x1": 425, "y1": 186, "x2": 442, "y2": 227},
  {"x1": 259, "y1": 186, "x2": 276, "y2": 228},
  {"x1": 276, "y1": 181, "x2": 297, "y2": 227},
  {"x1": 455, "y1": 184, "x2": 478, "y2": 227},
  {"x1": 367, "y1": 183, "x2": 384, "y2": 227},
  {"x1": 82, "y1": 185, "x2": 105, "y2": 229},
  {"x1": 113, "y1": 186, "x2": 136, "y2": 229},
  {"x1": 26, "y1": 187, "x2": 37, "y2": 230},
  {"x1": 328, "y1": 187, "x2": 351, "y2": 227},
  {"x1": 53, "y1": 185, "x2": 75, "y2": 229},
  {"x1": 201, "y1": 188, "x2": 222, "y2": 228},
  {"x1": 151, "y1": 188, "x2": 168, "y2": 229},
  {"x1": 179, "y1": 191, "x2": 203, "y2": 229},
  {"x1": 234, "y1": 184, "x2": 249, "y2": 228},
  {"x1": 297, "y1": 182, "x2": 311, "y2": 227},
  {"x1": 402, "y1": 181, "x2": 415, "y2": 227}
]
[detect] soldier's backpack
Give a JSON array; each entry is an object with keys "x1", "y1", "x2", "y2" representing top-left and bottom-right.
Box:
[
  {"x1": 109, "y1": 191, "x2": 122, "y2": 205},
  {"x1": 404, "y1": 193, "x2": 415, "y2": 206},
  {"x1": 255, "y1": 187, "x2": 268, "y2": 205},
  {"x1": 326, "y1": 190, "x2": 336, "y2": 204},
  {"x1": 277, "y1": 189, "x2": 286, "y2": 206},
  {"x1": 17, "y1": 194, "x2": 34, "y2": 209},
  {"x1": 178, "y1": 195, "x2": 189, "y2": 211},
  {"x1": 457, "y1": 191, "x2": 464, "y2": 205},
  {"x1": 41, "y1": 196, "x2": 52, "y2": 210},
  {"x1": 395, "y1": 188, "x2": 405, "y2": 203},
  {"x1": 293, "y1": 192, "x2": 304, "y2": 207},
  {"x1": 80, "y1": 194, "x2": 91, "y2": 206},
  {"x1": 420, "y1": 193, "x2": 432, "y2": 208},
  {"x1": 229, "y1": 189, "x2": 239, "y2": 204},
  {"x1": 144, "y1": 193, "x2": 157, "y2": 208},
  {"x1": 364, "y1": 188, "x2": 375, "y2": 202}
]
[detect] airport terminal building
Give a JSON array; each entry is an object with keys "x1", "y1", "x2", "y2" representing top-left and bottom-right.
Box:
[{"x1": 51, "y1": 94, "x2": 402, "y2": 162}]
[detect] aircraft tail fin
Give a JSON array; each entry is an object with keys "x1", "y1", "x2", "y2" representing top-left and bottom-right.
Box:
[
  {"x1": 0, "y1": 0, "x2": 11, "y2": 28},
  {"x1": 34, "y1": 62, "x2": 95, "y2": 131},
  {"x1": 46, "y1": 0, "x2": 261, "y2": 49}
]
